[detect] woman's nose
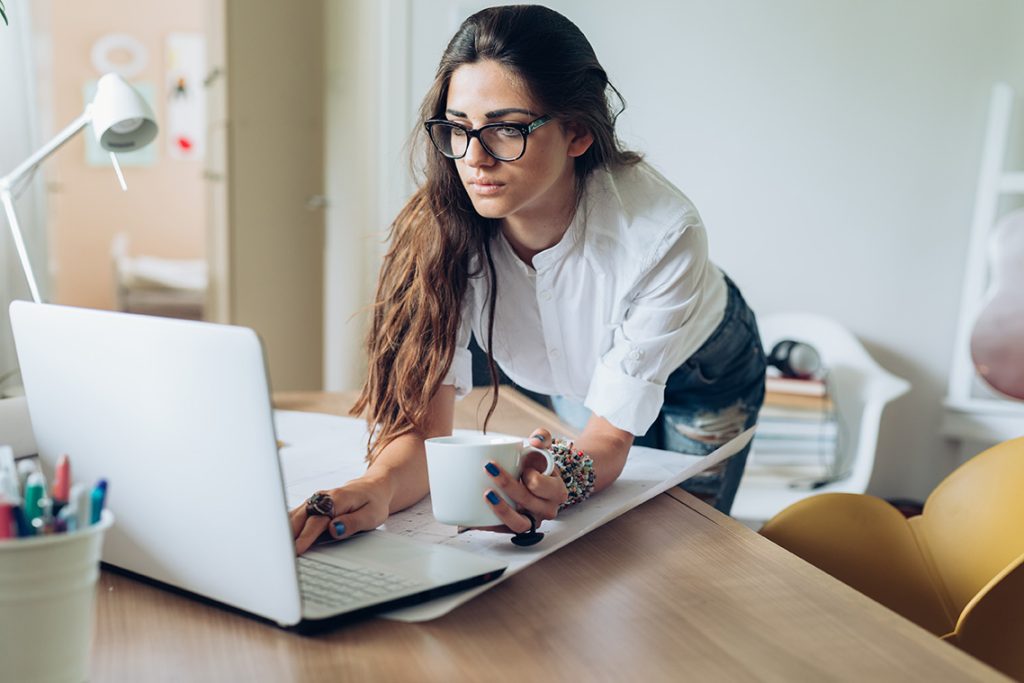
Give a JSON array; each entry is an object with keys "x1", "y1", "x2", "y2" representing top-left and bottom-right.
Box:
[{"x1": 462, "y1": 136, "x2": 495, "y2": 168}]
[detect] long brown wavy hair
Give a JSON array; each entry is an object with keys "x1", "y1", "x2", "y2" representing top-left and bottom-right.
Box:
[{"x1": 352, "y1": 5, "x2": 642, "y2": 462}]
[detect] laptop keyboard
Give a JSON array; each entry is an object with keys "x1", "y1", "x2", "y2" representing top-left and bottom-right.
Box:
[{"x1": 297, "y1": 555, "x2": 425, "y2": 610}]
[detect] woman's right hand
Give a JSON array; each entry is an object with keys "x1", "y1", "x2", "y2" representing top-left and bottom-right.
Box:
[{"x1": 290, "y1": 476, "x2": 392, "y2": 555}]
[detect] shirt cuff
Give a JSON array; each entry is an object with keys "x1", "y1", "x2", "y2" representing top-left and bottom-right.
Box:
[
  {"x1": 442, "y1": 346, "x2": 473, "y2": 400},
  {"x1": 583, "y1": 360, "x2": 666, "y2": 435}
]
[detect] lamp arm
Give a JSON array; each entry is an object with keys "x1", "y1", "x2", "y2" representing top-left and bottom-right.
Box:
[
  {"x1": 0, "y1": 107, "x2": 91, "y2": 305},
  {"x1": 0, "y1": 106, "x2": 92, "y2": 193},
  {"x1": 1, "y1": 188, "x2": 42, "y2": 303}
]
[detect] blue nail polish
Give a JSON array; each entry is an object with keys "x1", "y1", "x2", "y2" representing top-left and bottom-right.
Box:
[
  {"x1": 484, "y1": 462, "x2": 500, "y2": 476},
  {"x1": 486, "y1": 491, "x2": 501, "y2": 505},
  {"x1": 334, "y1": 521, "x2": 346, "y2": 535}
]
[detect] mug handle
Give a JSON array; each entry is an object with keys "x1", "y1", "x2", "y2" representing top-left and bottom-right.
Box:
[{"x1": 519, "y1": 444, "x2": 555, "y2": 476}]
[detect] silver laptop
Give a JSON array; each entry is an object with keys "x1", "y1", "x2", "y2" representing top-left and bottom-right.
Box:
[{"x1": 10, "y1": 301, "x2": 506, "y2": 629}]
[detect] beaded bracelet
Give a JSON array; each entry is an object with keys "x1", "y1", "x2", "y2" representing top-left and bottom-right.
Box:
[{"x1": 549, "y1": 439, "x2": 596, "y2": 511}]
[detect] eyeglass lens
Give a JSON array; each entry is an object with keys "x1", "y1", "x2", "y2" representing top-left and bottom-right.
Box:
[{"x1": 429, "y1": 124, "x2": 526, "y2": 161}]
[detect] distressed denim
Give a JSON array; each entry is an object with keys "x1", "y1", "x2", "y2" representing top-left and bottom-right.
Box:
[{"x1": 552, "y1": 274, "x2": 766, "y2": 514}]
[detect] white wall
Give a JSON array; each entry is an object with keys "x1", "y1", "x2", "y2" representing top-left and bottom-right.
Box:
[
  {"x1": 323, "y1": 0, "x2": 414, "y2": 391},
  {"x1": 0, "y1": 3, "x2": 47, "y2": 395},
  {"x1": 325, "y1": 0, "x2": 1024, "y2": 500},
  {"x1": 566, "y1": 0, "x2": 1024, "y2": 502}
]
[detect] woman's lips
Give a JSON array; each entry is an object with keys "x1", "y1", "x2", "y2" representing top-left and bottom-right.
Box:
[{"x1": 467, "y1": 179, "x2": 505, "y2": 196}]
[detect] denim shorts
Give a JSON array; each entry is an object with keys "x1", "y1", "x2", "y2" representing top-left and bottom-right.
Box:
[{"x1": 552, "y1": 274, "x2": 766, "y2": 514}]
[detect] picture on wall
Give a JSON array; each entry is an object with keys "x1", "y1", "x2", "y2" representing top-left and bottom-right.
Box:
[{"x1": 165, "y1": 32, "x2": 207, "y2": 161}]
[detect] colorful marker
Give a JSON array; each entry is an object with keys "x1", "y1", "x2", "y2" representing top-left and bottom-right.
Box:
[
  {"x1": 0, "y1": 469, "x2": 18, "y2": 507},
  {"x1": 30, "y1": 497, "x2": 54, "y2": 536},
  {"x1": 0, "y1": 445, "x2": 16, "y2": 487},
  {"x1": 12, "y1": 506, "x2": 30, "y2": 537},
  {"x1": 0, "y1": 454, "x2": 106, "y2": 537},
  {"x1": 90, "y1": 479, "x2": 107, "y2": 525},
  {"x1": 23, "y1": 472, "x2": 45, "y2": 534},
  {"x1": 70, "y1": 483, "x2": 90, "y2": 532},
  {"x1": 0, "y1": 470, "x2": 28, "y2": 537},
  {"x1": 16, "y1": 458, "x2": 38, "y2": 497},
  {"x1": 0, "y1": 498, "x2": 13, "y2": 539},
  {"x1": 52, "y1": 454, "x2": 71, "y2": 514},
  {"x1": 56, "y1": 502, "x2": 75, "y2": 533}
]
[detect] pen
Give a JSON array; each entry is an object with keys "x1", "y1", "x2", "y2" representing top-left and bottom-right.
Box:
[
  {"x1": 71, "y1": 483, "x2": 90, "y2": 532},
  {"x1": 23, "y1": 472, "x2": 45, "y2": 534},
  {"x1": 56, "y1": 501, "x2": 76, "y2": 533},
  {"x1": 0, "y1": 469, "x2": 19, "y2": 507},
  {"x1": 12, "y1": 504, "x2": 30, "y2": 537},
  {"x1": 1, "y1": 475, "x2": 29, "y2": 539},
  {"x1": 0, "y1": 445, "x2": 16, "y2": 488},
  {"x1": 31, "y1": 497, "x2": 54, "y2": 536},
  {"x1": 0, "y1": 498, "x2": 13, "y2": 539},
  {"x1": 52, "y1": 454, "x2": 71, "y2": 514},
  {"x1": 0, "y1": 471, "x2": 29, "y2": 540},
  {"x1": 90, "y1": 479, "x2": 108, "y2": 525},
  {"x1": 16, "y1": 458, "x2": 38, "y2": 498}
]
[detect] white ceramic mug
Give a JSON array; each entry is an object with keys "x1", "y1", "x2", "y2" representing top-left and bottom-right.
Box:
[{"x1": 424, "y1": 434, "x2": 555, "y2": 527}]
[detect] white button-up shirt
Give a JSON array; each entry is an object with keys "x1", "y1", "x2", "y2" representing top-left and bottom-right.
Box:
[{"x1": 444, "y1": 162, "x2": 727, "y2": 435}]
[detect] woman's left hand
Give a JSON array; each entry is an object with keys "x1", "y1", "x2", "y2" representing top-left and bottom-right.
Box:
[{"x1": 481, "y1": 428, "x2": 568, "y2": 534}]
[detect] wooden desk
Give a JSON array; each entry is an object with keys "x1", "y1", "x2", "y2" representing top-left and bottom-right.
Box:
[{"x1": 92, "y1": 389, "x2": 1002, "y2": 681}]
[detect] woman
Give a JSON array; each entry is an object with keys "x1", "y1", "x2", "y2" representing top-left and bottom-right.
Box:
[{"x1": 292, "y1": 5, "x2": 765, "y2": 554}]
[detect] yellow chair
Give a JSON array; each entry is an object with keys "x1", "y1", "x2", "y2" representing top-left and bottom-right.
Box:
[{"x1": 759, "y1": 436, "x2": 1024, "y2": 679}]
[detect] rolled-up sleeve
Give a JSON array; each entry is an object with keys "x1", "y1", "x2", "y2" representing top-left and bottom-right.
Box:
[
  {"x1": 584, "y1": 223, "x2": 710, "y2": 434},
  {"x1": 442, "y1": 293, "x2": 474, "y2": 400}
]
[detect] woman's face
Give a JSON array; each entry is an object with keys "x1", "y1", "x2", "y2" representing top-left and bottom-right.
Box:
[{"x1": 444, "y1": 60, "x2": 592, "y2": 227}]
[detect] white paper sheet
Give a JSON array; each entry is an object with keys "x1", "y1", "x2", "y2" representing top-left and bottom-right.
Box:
[{"x1": 274, "y1": 410, "x2": 755, "y2": 622}]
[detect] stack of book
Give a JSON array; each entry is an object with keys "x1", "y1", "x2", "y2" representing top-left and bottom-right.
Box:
[{"x1": 748, "y1": 375, "x2": 839, "y2": 485}]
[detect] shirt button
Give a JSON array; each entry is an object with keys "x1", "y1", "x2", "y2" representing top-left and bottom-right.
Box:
[
  {"x1": 540, "y1": 290, "x2": 553, "y2": 302},
  {"x1": 549, "y1": 348, "x2": 561, "y2": 359},
  {"x1": 629, "y1": 348, "x2": 643, "y2": 361}
]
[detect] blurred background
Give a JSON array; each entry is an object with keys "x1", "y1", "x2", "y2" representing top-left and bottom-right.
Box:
[{"x1": 0, "y1": 0, "x2": 1022, "y2": 504}]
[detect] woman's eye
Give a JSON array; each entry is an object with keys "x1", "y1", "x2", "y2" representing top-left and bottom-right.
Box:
[
  {"x1": 450, "y1": 127, "x2": 467, "y2": 138},
  {"x1": 494, "y1": 126, "x2": 520, "y2": 138}
]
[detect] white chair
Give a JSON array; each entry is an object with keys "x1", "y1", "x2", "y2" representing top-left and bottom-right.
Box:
[{"x1": 731, "y1": 312, "x2": 910, "y2": 527}]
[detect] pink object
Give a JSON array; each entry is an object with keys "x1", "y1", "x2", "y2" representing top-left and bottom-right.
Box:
[
  {"x1": 0, "y1": 504, "x2": 12, "y2": 539},
  {"x1": 53, "y1": 454, "x2": 71, "y2": 503},
  {"x1": 970, "y1": 209, "x2": 1024, "y2": 400}
]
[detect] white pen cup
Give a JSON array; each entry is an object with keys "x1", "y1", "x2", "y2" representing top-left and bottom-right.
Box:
[
  {"x1": 0, "y1": 510, "x2": 113, "y2": 683},
  {"x1": 425, "y1": 434, "x2": 554, "y2": 528}
]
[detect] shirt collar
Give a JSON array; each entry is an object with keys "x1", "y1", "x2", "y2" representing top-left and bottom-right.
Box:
[
  {"x1": 532, "y1": 202, "x2": 585, "y2": 272},
  {"x1": 497, "y1": 185, "x2": 590, "y2": 275}
]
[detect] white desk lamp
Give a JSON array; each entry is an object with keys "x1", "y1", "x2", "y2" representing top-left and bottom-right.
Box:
[{"x1": 0, "y1": 73, "x2": 158, "y2": 303}]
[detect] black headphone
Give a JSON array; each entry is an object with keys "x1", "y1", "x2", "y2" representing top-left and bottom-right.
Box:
[{"x1": 767, "y1": 340, "x2": 821, "y2": 379}]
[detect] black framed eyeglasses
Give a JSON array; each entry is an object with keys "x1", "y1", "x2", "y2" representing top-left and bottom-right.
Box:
[{"x1": 424, "y1": 115, "x2": 553, "y2": 162}]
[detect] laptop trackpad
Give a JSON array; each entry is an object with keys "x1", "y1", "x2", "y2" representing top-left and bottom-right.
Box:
[
  {"x1": 299, "y1": 532, "x2": 506, "y2": 619},
  {"x1": 307, "y1": 531, "x2": 505, "y2": 581}
]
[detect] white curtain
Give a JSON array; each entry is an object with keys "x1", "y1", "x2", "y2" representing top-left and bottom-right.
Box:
[{"x1": 0, "y1": 2, "x2": 46, "y2": 395}]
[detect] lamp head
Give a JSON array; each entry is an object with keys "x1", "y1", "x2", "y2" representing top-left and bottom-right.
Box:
[{"x1": 90, "y1": 74, "x2": 158, "y2": 152}]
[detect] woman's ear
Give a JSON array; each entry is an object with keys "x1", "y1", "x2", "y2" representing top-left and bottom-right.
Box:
[{"x1": 565, "y1": 122, "x2": 595, "y2": 158}]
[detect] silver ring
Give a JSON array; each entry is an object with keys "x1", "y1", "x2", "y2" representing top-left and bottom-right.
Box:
[{"x1": 305, "y1": 491, "x2": 335, "y2": 518}]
